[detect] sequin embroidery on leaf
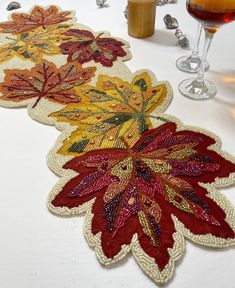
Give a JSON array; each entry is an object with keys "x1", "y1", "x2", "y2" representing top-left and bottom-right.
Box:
[
  {"x1": 50, "y1": 122, "x2": 235, "y2": 281},
  {"x1": 0, "y1": 60, "x2": 96, "y2": 108},
  {"x1": 0, "y1": 5, "x2": 72, "y2": 34},
  {"x1": 0, "y1": 24, "x2": 73, "y2": 63},
  {"x1": 50, "y1": 72, "x2": 171, "y2": 155},
  {"x1": 60, "y1": 29, "x2": 128, "y2": 67}
]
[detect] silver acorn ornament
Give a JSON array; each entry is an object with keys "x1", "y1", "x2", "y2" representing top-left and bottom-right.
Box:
[
  {"x1": 175, "y1": 29, "x2": 190, "y2": 49},
  {"x1": 96, "y1": 0, "x2": 109, "y2": 8}
]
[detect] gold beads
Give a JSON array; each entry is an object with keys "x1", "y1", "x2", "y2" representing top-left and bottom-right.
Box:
[
  {"x1": 155, "y1": 159, "x2": 164, "y2": 165},
  {"x1": 128, "y1": 197, "x2": 135, "y2": 205}
]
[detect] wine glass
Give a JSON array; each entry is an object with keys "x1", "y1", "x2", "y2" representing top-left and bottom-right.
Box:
[
  {"x1": 179, "y1": 0, "x2": 235, "y2": 100},
  {"x1": 176, "y1": 23, "x2": 209, "y2": 73}
]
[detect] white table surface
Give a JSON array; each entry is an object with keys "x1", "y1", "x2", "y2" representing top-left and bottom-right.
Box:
[{"x1": 0, "y1": 0, "x2": 235, "y2": 287}]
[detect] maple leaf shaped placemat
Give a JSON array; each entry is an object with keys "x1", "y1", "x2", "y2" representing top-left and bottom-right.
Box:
[
  {"x1": 0, "y1": 5, "x2": 73, "y2": 34},
  {"x1": 0, "y1": 60, "x2": 96, "y2": 108},
  {"x1": 50, "y1": 72, "x2": 171, "y2": 156},
  {"x1": 0, "y1": 24, "x2": 74, "y2": 63},
  {"x1": 48, "y1": 121, "x2": 235, "y2": 284},
  {"x1": 60, "y1": 29, "x2": 129, "y2": 67},
  {"x1": 0, "y1": 6, "x2": 130, "y2": 66}
]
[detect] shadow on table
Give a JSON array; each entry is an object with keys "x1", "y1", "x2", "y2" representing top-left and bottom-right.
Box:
[
  {"x1": 211, "y1": 69, "x2": 235, "y2": 106},
  {"x1": 208, "y1": 70, "x2": 235, "y2": 124},
  {"x1": 211, "y1": 69, "x2": 235, "y2": 121},
  {"x1": 143, "y1": 29, "x2": 178, "y2": 47},
  {"x1": 100, "y1": 242, "x2": 187, "y2": 287}
]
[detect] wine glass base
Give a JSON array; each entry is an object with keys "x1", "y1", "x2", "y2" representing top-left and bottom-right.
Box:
[
  {"x1": 179, "y1": 78, "x2": 217, "y2": 100},
  {"x1": 176, "y1": 55, "x2": 209, "y2": 74}
]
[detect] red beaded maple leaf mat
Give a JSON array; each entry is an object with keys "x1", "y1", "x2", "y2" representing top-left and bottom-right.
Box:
[{"x1": 1, "y1": 5, "x2": 235, "y2": 285}]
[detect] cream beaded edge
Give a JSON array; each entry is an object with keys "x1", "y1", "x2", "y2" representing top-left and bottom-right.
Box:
[{"x1": 0, "y1": 5, "x2": 235, "y2": 285}]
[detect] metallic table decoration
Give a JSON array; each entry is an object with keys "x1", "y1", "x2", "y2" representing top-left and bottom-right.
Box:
[
  {"x1": 163, "y1": 13, "x2": 189, "y2": 49},
  {"x1": 124, "y1": 5, "x2": 128, "y2": 20},
  {"x1": 175, "y1": 28, "x2": 189, "y2": 48},
  {"x1": 7, "y1": 1, "x2": 21, "y2": 10},
  {"x1": 163, "y1": 14, "x2": 179, "y2": 29},
  {"x1": 96, "y1": 0, "x2": 109, "y2": 8},
  {"x1": 157, "y1": 0, "x2": 177, "y2": 6}
]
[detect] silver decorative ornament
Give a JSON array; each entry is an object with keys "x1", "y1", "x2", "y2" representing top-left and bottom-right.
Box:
[
  {"x1": 7, "y1": 1, "x2": 21, "y2": 11},
  {"x1": 175, "y1": 29, "x2": 189, "y2": 48},
  {"x1": 163, "y1": 14, "x2": 179, "y2": 29},
  {"x1": 96, "y1": 0, "x2": 109, "y2": 8},
  {"x1": 157, "y1": 0, "x2": 177, "y2": 6},
  {"x1": 124, "y1": 5, "x2": 128, "y2": 20}
]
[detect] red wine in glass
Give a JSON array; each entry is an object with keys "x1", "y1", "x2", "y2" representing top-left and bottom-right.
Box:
[{"x1": 187, "y1": 1, "x2": 235, "y2": 32}]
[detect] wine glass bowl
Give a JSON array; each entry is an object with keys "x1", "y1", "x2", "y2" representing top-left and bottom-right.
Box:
[
  {"x1": 187, "y1": 0, "x2": 235, "y2": 32},
  {"x1": 179, "y1": 0, "x2": 235, "y2": 100}
]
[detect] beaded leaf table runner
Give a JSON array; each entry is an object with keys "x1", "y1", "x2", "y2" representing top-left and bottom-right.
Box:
[{"x1": 1, "y1": 5, "x2": 235, "y2": 285}]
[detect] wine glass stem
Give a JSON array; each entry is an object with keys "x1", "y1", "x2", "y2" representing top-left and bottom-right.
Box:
[
  {"x1": 191, "y1": 23, "x2": 202, "y2": 58},
  {"x1": 196, "y1": 29, "x2": 214, "y2": 83}
]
